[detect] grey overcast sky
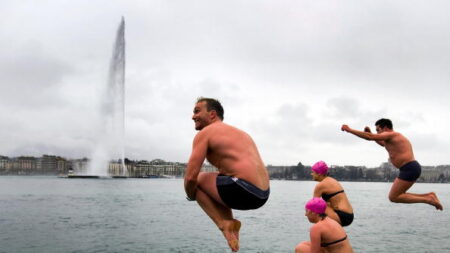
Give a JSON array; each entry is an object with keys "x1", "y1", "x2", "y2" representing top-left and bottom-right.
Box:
[{"x1": 1, "y1": 1, "x2": 450, "y2": 167}]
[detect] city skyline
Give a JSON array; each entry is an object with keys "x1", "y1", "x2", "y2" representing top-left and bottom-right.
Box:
[
  {"x1": 2, "y1": 153, "x2": 450, "y2": 168},
  {"x1": 1, "y1": 1, "x2": 450, "y2": 167},
  {"x1": 2, "y1": 153, "x2": 449, "y2": 184}
]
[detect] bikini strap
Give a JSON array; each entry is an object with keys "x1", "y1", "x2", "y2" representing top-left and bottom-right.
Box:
[{"x1": 320, "y1": 235, "x2": 347, "y2": 247}]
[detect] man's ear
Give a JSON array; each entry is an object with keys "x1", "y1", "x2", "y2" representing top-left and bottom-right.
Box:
[{"x1": 209, "y1": 110, "x2": 217, "y2": 120}]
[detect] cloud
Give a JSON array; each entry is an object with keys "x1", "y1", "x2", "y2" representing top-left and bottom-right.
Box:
[{"x1": 0, "y1": 41, "x2": 73, "y2": 108}]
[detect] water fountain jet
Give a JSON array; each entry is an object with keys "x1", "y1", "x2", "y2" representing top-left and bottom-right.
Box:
[{"x1": 86, "y1": 17, "x2": 126, "y2": 177}]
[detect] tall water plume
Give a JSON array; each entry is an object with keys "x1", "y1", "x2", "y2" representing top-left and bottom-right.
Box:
[{"x1": 88, "y1": 17, "x2": 126, "y2": 176}]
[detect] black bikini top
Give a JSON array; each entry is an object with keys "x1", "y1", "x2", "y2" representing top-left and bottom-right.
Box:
[
  {"x1": 321, "y1": 190, "x2": 344, "y2": 201},
  {"x1": 321, "y1": 235, "x2": 347, "y2": 247}
]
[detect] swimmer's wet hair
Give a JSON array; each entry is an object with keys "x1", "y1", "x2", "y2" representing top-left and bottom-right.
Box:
[
  {"x1": 375, "y1": 118, "x2": 393, "y2": 129},
  {"x1": 197, "y1": 97, "x2": 224, "y2": 120}
]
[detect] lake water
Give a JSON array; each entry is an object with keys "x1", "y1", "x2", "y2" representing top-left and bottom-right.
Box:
[{"x1": 0, "y1": 177, "x2": 448, "y2": 253}]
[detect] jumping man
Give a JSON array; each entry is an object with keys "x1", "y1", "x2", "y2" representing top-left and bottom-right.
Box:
[
  {"x1": 184, "y1": 97, "x2": 270, "y2": 252},
  {"x1": 341, "y1": 118, "x2": 442, "y2": 210}
]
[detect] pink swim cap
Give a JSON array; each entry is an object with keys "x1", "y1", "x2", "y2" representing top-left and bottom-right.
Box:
[
  {"x1": 311, "y1": 161, "x2": 329, "y2": 175},
  {"x1": 305, "y1": 197, "x2": 327, "y2": 214}
]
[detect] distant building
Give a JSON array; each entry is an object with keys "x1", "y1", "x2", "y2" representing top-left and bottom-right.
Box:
[
  {"x1": 132, "y1": 160, "x2": 152, "y2": 177},
  {"x1": 201, "y1": 163, "x2": 218, "y2": 173},
  {"x1": 108, "y1": 160, "x2": 126, "y2": 176},
  {"x1": 0, "y1": 155, "x2": 9, "y2": 174},
  {"x1": 69, "y1": 158, "x2": 89, "y2": 174},
  {"x1": 17, "y1": 156, "x2": 37, "y2": 174},
  {"x1": 419, "y1": 165, "x2": 449, "y2": 183},
  {"x1": 380, "y1": 161, "x2": 397, "y2": 181},
  {"x1": 41, "y1": 155, "x2": 57, "y2": 174},
  {"x1": 122, "y1": 159, "x2": 187, "y2": 178}
]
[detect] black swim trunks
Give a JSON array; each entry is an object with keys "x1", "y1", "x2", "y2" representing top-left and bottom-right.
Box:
[
  {"x1": 334, "y1": 210, "x2": 354, "y2": 227},
  {"x1": 216, "y1": 174, "x2": 270, "y2": 210},
  {"x1": 398, "y1": 160, "x2": 421, "y2": 182}
]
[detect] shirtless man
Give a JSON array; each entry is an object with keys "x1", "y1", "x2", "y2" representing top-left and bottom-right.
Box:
[
  {"x1": 341, "y1": 118, "x2": 442, "y2": 210},
  {"x1": 184, "y1": 97, "x2": 270, "y2": 252}
]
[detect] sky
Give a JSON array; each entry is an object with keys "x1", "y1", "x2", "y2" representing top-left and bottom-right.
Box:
[{"x1": 1, "y1": 0, "x2": 450, "y2": 167}]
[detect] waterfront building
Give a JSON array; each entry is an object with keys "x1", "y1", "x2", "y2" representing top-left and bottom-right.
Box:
[
  {"x1": 0, "y1": 155, "x2": 9, "y2": 174},
  {"x1": 200, "y1": 163, "x2": 217, "y2": 173},
  {"x1": 69, "y1": 158, "x2": 89, "y2": 174}
]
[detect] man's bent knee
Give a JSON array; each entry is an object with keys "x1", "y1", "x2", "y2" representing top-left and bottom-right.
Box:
[
  {"x1": 389, "y1": 193, "x2": 400, "y2": 203},
  {"x1": 196, "y1": 172, "x2": 224, "y2": 204}
]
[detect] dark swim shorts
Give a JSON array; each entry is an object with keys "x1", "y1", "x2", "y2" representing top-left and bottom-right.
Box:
[
  {"x1": 398, "y1": 160, "x2": 422, "y2": 182},
  {"x1": 216, "y1": 174, "x2": 270, "y2": 210}
]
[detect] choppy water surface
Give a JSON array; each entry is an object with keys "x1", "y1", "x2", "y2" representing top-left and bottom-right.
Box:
[{"x1": 0, "y1": 177, "x2": 448, "y2": 252}]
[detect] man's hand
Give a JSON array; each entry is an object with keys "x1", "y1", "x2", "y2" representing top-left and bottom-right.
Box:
[
  {"x1": 341, "y1": 124, "x2": 350, "y2": 132},
  {"x1": 184, "y1": 178, "x2": 198, "y2": 201},
  {"x1": 364, "y1": 126, "x2": 371, "y2": 133}
]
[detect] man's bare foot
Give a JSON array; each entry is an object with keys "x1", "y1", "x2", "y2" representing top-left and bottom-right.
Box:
[
  {"x1": 221, "y1": 219, "x2": 241, "y2": 252},
  {"x1": 233, "y1": 219, "x2": 241, "y2": 241},
  {"x1": 429, "y1": 192, "x2": 443, "y2": 211}
]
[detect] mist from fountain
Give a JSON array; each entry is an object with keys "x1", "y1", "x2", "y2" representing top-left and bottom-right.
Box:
[{"x1": 88, "y1": 17, "x2": 126, "y2": 176}]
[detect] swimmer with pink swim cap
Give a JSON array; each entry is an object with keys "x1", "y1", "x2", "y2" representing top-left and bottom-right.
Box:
[
  {"x1": 295, "y1": 197, "x2": 354, "y2": 253},
  {"x1": 305, "y1": 197, "x2": 327, "y2": 214},
  {"x1": 310, "y1": 160, "x2": 354, "y2": 227},
  {"x1": 311, "y1": 161, "x2": 329, "y2": 175}
]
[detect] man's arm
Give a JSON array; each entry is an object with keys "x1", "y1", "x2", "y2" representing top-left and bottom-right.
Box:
[
  {"x1": 364, "y1": 126, "x2": 385, "y2": 147},
  {"x1": 341, "y1": 124, "x2": 391, "y2": 143},
  {"x1": 184, "y1": 131, "x2": 208, "y2": 200}
]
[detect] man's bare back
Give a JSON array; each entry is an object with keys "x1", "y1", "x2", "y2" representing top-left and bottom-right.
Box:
[{"x1": 201, "y1": 122, "x2": 269, "y2": 190}]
